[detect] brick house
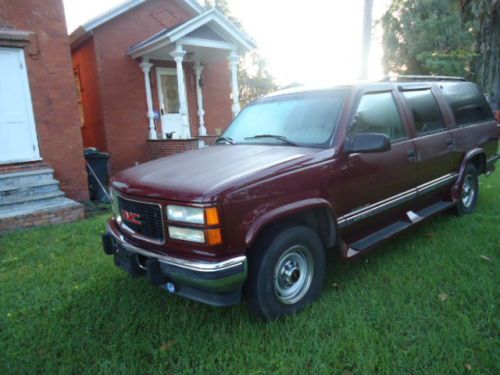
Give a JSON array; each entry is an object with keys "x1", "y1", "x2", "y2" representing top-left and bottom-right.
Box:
[
  {"x1": 70, "y1": 0, "x2": 255, "y2": 175},
  {"x1": 0, "y1": 0, "x2": 88, "y2": 233}
]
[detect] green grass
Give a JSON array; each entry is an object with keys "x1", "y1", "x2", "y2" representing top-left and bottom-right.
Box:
[{"x1": 1, "y1": 173, "x2": 499, "y2": 375}]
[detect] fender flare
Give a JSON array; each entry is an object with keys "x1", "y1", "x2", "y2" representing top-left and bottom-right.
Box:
[
  {"x1": 244, "y1": 198, "x2": 338, "y2": 248},
  {"x1": 451, "y1": 148, "x2": 485, "y2": 200}
]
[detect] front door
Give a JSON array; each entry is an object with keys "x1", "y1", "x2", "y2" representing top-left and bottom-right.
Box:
[
  {"x1": 0, "y1": 48, "x2": 40, "y2": 163},
  {"x1": 156, "y1": 68, "x2": 188, "y2": 139},
  {"x1": 335, "y1": 89, "x2": 417, "y2": 244}
]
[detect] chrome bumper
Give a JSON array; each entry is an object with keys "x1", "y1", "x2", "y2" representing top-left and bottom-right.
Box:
[{"x1": 104, "y1": 221, "x2": 247, "y2": 306}]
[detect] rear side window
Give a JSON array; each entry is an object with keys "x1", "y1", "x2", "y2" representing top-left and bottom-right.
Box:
[
  {"x1": 441, "y1": 83, "x2": 494, "y2": 126},
  {"x1": 402, "y1": 89, "x2": 445, "y2": 135},
  {"x1": 352, "y1": 92, "x2": 406, "y2": 141}
]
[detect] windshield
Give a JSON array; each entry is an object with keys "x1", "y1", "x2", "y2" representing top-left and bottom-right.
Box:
[{"x1": 222, "y1": 90, "x2": 346, "y2": 147}]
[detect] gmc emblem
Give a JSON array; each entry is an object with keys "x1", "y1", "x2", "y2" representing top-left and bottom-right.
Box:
[{"x1": 121, "y1": 209, "x2": 142, "y2": 225}]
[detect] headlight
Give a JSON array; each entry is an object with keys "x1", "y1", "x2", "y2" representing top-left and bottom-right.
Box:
[
  {"x1": 167, "y1": 205, "x2": 204, "y2": 224},
  {"x1": 168, "y1": 226, "x2": 205, "y2": 243},
  {"x1": 166, "y1": 205, "x2": 220, "y2": 225}
]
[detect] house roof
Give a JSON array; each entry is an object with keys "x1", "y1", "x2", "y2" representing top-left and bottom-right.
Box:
[
  {"x1": 69, "y1": 0, "x2": 205, "y2": 48},
  {"x1": 127, "y1": 8, "x2": 256, "y2": 57}
]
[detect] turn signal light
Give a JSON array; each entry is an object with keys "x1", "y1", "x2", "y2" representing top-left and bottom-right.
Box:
[
  {"x1": 206, "y1": 228, "x2": 222, "y2": 245},
  {"x1": 205, "y1": 207, "x2": 220, "y2": 226}
]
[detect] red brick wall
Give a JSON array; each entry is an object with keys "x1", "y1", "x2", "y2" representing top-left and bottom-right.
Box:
[
  {"x1": 91, "y1": 0, "x2": 195, "y2": 176},
  {"x1": 72, "y1": 0, "x2": 234, "y2": 176},
  {"x1": 202, "y1": 59, "x2": 234, "y2": 135},
  {"x1": 148, "y1": 139, "x2": 199, "y2": 159},
  {"x1": 72, "y1": 37, "x2": 107, "y2": 151},
  {"x1": 0, "y1": 0, "x2": 89, "y2": 201}
]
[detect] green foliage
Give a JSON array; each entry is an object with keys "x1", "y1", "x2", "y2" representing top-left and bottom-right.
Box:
[
  {"x1": 1, "y1": 171, "x2": 499, "y2": 373},
  {"x1": 380, "y1": 0, "x2": 475, "y2": 76},
  {"x1": 204, "y1": 0, "x2": 276, "y2": 105}
]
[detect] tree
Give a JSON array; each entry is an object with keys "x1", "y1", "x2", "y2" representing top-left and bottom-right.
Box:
[
  {"x1": 204, "y1": 0, "x2": 277, "y2": 105},
  {"x1": 461, "y1": 0, "x2": 499, "y2": 112},
  {"x1": 381, "y1": 0, "x2": 499, "y2": 113},
  {"x1": 380, "y1": 0, "x2": 475, "y2": 77}
]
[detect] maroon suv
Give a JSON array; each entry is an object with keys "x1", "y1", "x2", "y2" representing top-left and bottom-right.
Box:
[{"x1": 102, "y1": 77, "x2": 498, "y2": 320}]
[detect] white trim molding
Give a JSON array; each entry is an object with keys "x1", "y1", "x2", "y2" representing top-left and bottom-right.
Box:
[
  {"x1": 227, "y1": 50, "x2": 240, "y2": 117},
  {"x1": 193, "y1": 62, "x2": 207, "y2": 136},
  {"x1": 128, "y1": 9, "x2": 256, "y2": 59},
  {"x1": 139, "y1": 58, "x2": 156, "y2": 139}
]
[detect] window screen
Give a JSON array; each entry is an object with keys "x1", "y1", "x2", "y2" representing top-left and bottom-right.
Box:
[
  {"x1": 441, "y1": 83, "x2": 494, "y2": 126},
  {"x1": 352, "y1": 92, "x2": 406, "y2": 141},
  {"x1": 402, "y1": 89, "x2": 445, "y2": 135}
]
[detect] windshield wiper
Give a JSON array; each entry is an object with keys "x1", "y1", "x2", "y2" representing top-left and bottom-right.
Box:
[
  {"x1": 244, "y1": 134, "x2": 299, "y2": 146},
  {"x1": 215, "y1": 135, "x2": 235, "y2": 145}
]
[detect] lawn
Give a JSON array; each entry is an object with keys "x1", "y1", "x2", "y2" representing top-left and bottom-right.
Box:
[{"x1": 1, "y1": 173, "x2": 499, "y2": 375}]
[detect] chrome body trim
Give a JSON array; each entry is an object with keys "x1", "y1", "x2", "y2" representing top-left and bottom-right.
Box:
[
  {"x1": 338, "y1": 173, "x2": 457, "y2": 227},
  {"x1": 487, "y1": 154, "x2": 499, "y2": 164},
  {"x1": 106, "y1": 221, "x2": 246, "y2": 273}
]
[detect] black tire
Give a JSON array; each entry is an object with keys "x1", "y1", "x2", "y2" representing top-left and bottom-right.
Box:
[
  {"x1": 455, "y1": 163, "x2": 479, "y2": 215},
  {"x1": 245, "y1": 225, "x2": 326, "y2": 320}
]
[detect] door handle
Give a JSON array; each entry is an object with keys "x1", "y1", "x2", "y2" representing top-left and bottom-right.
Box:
[
  {"x1": 445, "y1": 138, "x2": 454, "y2": 147},
  {"x1": 407, "y1": 149, "x2": 416, "y2": 161}
]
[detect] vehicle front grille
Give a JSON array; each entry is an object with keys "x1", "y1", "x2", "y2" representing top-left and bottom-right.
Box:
[{"x1": 117, "y1": 195, "x2": 164, "y2": 242}]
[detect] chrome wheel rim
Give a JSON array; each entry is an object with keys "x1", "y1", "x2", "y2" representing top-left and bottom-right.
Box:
[
  {"x1": 273, "y1": 245, "x2": 314, "y2": 305},
  {"x1": 461, "y1": 174, "x2": 475, "y2": 208}
]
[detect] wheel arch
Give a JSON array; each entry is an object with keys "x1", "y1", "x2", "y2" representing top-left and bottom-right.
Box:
[
  {"x1": 244, "y1": 199, "x2": 338, "y2": 251},
  {"x1": 452, "y1": 148, "x2": 485, "y2": 200}
]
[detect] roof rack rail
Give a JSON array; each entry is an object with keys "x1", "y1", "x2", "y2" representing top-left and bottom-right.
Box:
[{"x1": 382, "y1": 75, "x2": 466, "y2": 82}]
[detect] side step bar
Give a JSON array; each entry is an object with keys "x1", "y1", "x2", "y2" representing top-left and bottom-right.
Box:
[{"x1": 345, "y1": 200, "x2": 454, "y2": 258}]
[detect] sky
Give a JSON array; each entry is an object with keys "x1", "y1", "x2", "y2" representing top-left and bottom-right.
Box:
[{"x1": 63, "y1": 0, "x2": 391, "y2": 86}]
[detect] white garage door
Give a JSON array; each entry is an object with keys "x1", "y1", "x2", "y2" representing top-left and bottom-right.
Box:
[{"x1": 0, "y1": 47, "x2": 40, "y2": 164}]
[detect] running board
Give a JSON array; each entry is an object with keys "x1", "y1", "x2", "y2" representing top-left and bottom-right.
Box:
[{"x1": 346, "y1": 200, "x2": 454, "y2": 257}]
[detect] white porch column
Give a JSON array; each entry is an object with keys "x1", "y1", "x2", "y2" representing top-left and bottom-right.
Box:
[
  {"x1": 227, "y1": 50, "x2": 240, "y2": 117},
  {"x1": 170, "y1": 45, "x2": 190, "y2": 139},
  {"x1": 139, "y1": 58, "x2": 156, "y2": 139},
  {"x1": 194, "y1": 62, "x2": 206, "y2": 136}
]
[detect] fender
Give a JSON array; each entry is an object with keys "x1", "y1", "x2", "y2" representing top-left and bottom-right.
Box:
[
  {"x1": 244, "y1": 198, "x2": 338, "y2": 248},
  {"x1": 451, "y1": 148, "x2": 485, "y2": 201}
]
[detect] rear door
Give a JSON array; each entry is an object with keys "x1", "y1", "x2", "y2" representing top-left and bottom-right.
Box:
[{"x1": 397, "y1": 85, "x2": 456, "y2": 195}]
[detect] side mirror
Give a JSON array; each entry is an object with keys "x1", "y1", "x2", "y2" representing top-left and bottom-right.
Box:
[{"x1": 346, "y1": 133, "x2": 391, "y2": 153}]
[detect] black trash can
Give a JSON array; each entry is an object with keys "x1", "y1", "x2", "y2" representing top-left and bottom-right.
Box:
[{"x1": 84, "y1": 148, "x2": 110, "y2": 202}]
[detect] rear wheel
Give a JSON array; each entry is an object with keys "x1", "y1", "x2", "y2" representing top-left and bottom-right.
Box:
[
  {"x1": 455, "y1": 163, "x2": 479, "y2": 215},
  {"x1": 245, "y1": 225, "x2": 326, "y2": 320}
]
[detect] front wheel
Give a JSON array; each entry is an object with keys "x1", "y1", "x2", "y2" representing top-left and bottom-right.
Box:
[
  {"x1": 245, "y1": 225, "x2": 326, "y2": 320},
  {"x1": 455, "y1": 163, "x2": 479, "y2": 215}
]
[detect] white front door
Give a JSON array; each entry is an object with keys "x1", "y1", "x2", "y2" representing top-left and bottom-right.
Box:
[
  {"x1": 156, "y1": 68, "x2": 189, "y2": 139},
  {"x1": 0, "y1": 48, "x2": 40, "y2": 164}
]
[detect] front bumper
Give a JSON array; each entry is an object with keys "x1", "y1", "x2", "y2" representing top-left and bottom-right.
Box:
[{"x1": 103, "y1": 221, "x2": 247, "y2": 306}]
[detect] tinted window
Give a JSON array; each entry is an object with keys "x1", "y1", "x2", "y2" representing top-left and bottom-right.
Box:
[
  {"x1": 441, "y1": 82, "x2": 494, "y2": 126},
  {"x1": 223, "y1": 91, "x2": 345, "y2": 147},
  {"x1": 402, "y1": 89, "x2": 445, "y2": 135},
  {"x1": 352, "y1": 92, "x2": 406, "y2": 141}
]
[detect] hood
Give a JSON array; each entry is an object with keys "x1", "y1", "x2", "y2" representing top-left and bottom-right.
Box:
[{"x1": 111, "y1": 144, "x2": 319, "y2": 202}]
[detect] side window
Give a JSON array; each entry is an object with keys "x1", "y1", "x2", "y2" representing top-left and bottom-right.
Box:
[
  {"x1": 352, "y1": 92, "x2": 406, "y2": 141},
  {"x1": 441, "y1": 82, "x2": 494, "y2": 126},
  {"x1": 402, "y1": 89, "x2": 445, "y2": 135}
]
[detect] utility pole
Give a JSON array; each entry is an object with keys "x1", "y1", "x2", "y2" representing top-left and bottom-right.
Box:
[{"x1": 360, "y1": 0, "x2": 374, "y2": 79}]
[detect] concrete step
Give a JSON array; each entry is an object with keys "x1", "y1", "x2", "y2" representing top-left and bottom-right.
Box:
[
  {"x1": 0, "y1": 179, "x2": 60, "y2": 201},
  {"x1": 0, "y1": 197, "x2": 84, "y2": 233},
  {"x1": 0, "y1": 168, "x2": 55, "y2": 188},
  {"x1": 0, "y1": 190, "x2": 66, "y2": 211},
  {"x1": 0, "y1": 196, "x2": 82, "y2": 220}
]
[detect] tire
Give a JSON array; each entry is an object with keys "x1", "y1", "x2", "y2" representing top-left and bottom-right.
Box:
[
  {"x1": 245, "y1": 225, "x2": 326, "y2": 320},
  {"x1": 455, "y1": 163, "x2": 479, "y2": 215}
]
